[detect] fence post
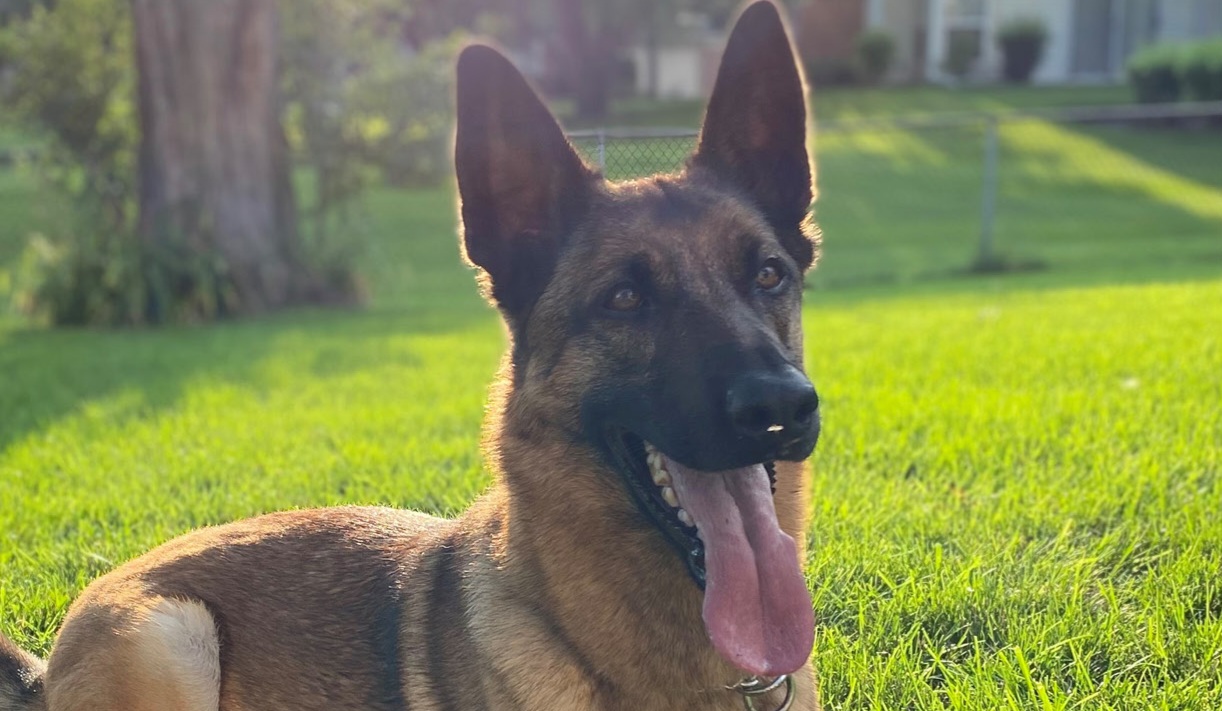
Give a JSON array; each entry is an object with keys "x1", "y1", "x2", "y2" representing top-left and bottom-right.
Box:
[
  {"x1": 977, "y1": 116, "x2": 1000, "y2": 269},
  {"x1": 597, "y1": 128, "x2": 607, "y2": 171}
]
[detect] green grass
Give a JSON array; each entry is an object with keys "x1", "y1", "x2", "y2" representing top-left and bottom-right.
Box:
[
  {"x1": 814, "y1": 120, "x2": 1222, "y2": 288},
  {"x1": 3, "y1": 90, "x2": 1222, "y2": 708},
  {"x1": 807, "y1": 282, "x2": 1222, "y2": 708},
  {"x1": 0, "y1": 123, "x2": 37, "y2": 155}
]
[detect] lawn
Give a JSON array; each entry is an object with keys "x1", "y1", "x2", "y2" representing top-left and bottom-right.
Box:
[{"x1": 2, "y1": 86, "x2": 1221, "y2": 709}]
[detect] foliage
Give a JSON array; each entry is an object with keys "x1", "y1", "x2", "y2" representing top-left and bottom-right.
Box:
[
  {"x1": 0, "y1": 0, "x2": 43, "y2": 27},
  {"x1": 855, "y1": 30, "x2": 895, "y2": 85},
  {"x1": 942, "y1": 29, "x2": 980, "y2": 81},
  {"x1": 996, "y1": 17, "x2": 1047, "y2": 84},
  {"x1": 804, "y1": 57, "x2": 859, "y2": 87},
  {"x1": 1178, "y1": 38, "x2": 1222, "y2": 102},
  {"x1": 0, "y1": 0, "x2": 135, "y2": 226},
  {"x1": 13, "y1": 225, "x2": 236, "y2": 326},
  {"x1": 1128, "y1": 39, "x2": 1222, "y2": 104},
  {"x1": 0, "y1": 0, "x2": 258, "y2": 326},
  {"x1": 1127, "y1": 43, "x2": 1185, "y2": 103},
  {"x1": 0, "y1": 0, "x2": 186, "y2": 326},
  {"x1": 282, "y1": 0, "x2": 459, "y2": 212}
]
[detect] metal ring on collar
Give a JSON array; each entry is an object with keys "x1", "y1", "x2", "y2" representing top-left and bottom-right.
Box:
[{"x1": 727, "y1": 674, "x2": 796, "y2": 711}]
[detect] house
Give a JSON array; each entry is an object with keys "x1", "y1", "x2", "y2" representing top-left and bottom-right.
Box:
[
  {"x1": 628, "y1": 13, "x2": 725, "y2": 101},
  {"x1": 866, "y1": 0, "x2": 1222, "y2": 84},
  {"x1": 625, "y1": 0, "x2": 1222, "y2": 95},
  {"x1": 628, "y1": 36, "x2": 724, "y2": 100}
]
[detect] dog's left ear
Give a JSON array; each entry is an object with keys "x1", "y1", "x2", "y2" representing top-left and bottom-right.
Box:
[
  {"x1": 691, "y1": 1, "x2": 816, "y2": 270},
  {"x1": 455, "y1": 44, "x2": 596, "y2": 322}
]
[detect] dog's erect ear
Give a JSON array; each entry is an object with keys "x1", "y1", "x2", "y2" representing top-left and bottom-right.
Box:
[
  {"x1": 691, "y1": 1, "x2": 816, "y2": 270},
  {"x1": 455, "y1": 44, "x2": 595, "y2": 320}
]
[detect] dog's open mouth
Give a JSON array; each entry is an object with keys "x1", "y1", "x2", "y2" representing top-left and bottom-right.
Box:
[{"x1": 607, "y1": 430, "x2": 815, "y2": 677}]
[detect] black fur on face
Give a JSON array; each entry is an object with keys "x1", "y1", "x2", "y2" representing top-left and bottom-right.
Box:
[
  {"x1": 564, "y1": 181, "x2": 821, "y2": 474},
  {"x1": 455, "y1": 1, "x2": 819, "y2": 471}
]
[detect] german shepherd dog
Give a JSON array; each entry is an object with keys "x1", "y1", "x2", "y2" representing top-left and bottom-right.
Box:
[{"x1": 0, "y1": 2, "x2": 823, "y2": 709}]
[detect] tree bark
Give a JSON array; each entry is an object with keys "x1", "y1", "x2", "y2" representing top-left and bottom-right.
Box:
[
  {"x1": 132, "y1": 0, "x2": 316, "y2": 314},
  {"x1": 555, "y1": 0, "x2": 613, "y2": 120}
]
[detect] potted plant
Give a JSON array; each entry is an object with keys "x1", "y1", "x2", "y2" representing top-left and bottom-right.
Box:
[
  {"x1": 856, "y1": 30, "x2": 896, "y2": 85},
  {"x1": 997, "y1": 17, "x2": 1048, "y2": 84}
]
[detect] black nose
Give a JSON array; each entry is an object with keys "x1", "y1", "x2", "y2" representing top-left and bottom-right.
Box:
[{"x1": 726, "y1": 367, "x2": 819, "y2": 442}]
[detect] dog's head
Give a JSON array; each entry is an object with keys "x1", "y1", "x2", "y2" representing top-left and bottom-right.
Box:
[{"x1": 455, "y1": 1, "x2": 818, "y2": 677}]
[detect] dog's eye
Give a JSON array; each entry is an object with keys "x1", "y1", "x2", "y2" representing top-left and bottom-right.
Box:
[
  {"x1": 605, "y1": 284, "x2": 643, "y2": 313},
  {"x1": 755, "y1": 259, "x2": 785, "y2": 292}
]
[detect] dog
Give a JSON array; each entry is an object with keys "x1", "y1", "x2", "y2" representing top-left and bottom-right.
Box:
[{"x1": 0, "y1": 2, "x2": 823, "y2": 709}]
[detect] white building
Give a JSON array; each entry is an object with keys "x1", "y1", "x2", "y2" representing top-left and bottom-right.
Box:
[
  {"x1": 628, "y1": 22, "x2": 725, "y2": 101},
  {"x1": 866, "y1": 0, "x2": 1222, "y2": 84}
]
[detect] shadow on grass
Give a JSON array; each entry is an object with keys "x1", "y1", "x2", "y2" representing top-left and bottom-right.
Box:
[
  {"x1": 1080, "y1": 123, "x2": 1222, "y2": 191},
  {"x1": 0, "y1": 302, "x2": 500, "y2": 456},
  {"x1": 0, "y1": 185, "x2": 500, "y2": 456}
]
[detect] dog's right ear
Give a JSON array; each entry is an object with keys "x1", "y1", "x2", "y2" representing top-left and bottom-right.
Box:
[
  {"x1": 691, "y1": 1, "x2": 816, "y2": 271},
  {"x1": 455, "y1": 44, "x2": 595, "y2": 321}
]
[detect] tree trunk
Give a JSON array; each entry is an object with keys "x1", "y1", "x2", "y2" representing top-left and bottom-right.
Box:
[
  {"x1": 555, "y1": 0, "x2": 612, "y2": 121},
  {"x1": 132, "y1": 0, "x2": 320, "y2": 314}
]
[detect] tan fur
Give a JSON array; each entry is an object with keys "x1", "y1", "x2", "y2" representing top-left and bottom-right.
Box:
[{"x1": 1, "y1": 3, "x2": 823, "y2": 708}]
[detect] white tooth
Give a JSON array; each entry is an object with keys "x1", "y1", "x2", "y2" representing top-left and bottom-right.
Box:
[
  {"x1": 652, "y1": 468, "x2": 671, "y2": 487},
  {"x1": 661, "y1": 486, "x2": 679, "y2": 508},
  {"x1": 677, "y1": 509, "x2": 694, "y2": 527}
]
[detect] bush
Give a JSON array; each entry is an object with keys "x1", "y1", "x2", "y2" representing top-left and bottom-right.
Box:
[
  {"x1": 803, "y1": 57, "x2": 858, "y2": 87},
  {"x1": 1127, "y1": 43, "x2": 1185, "y2": 103},
  {"x1": 350, "y1": 37, "x2": 460, "y2": 188},
  {"x1": 997, "y1": 17, "x2": 1047, "y2": 84},
  {"x1": 1178, "y1": 39, "x2": 1222, "y2": 101},
  {"x1": 0, "y1": 0, "x2": 136, "y2": 223},
  {"x1": 14, "y1": 225, "x2": 237, "y2": 326},
  {"x1": 282, "y1": 0, "x2": 459, "y2": 193},
  {"x1": 943, "y1": 29, "x2": 981, "y2": 81},
  {"x1": 855, "y1": 30, "x2": 895, "y2": 85}
]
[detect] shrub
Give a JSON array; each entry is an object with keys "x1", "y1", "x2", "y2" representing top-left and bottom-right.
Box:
[
  {"x1": 943, "y1": 29, "x2": 981, "y2": 81},
  {"x1": 1178, "y1": 39, "x2": 1222, "y2": 102},
  {"x1": 997, "y1": 17, "x2": 1048, "y2": 84},
  {"x1": 1127, "y1": 43, "x2": 1185, "y2": 103},
  {"x1": 855, "y1": 30, "x2": 895, "y2": 85},
  {"x1": 350, "y1": 37, "x2": 460, "y2": 188},
  {"x1": 282, "y1": 1, "x2": 459, "y2": 193},
  {"x1": 804, "y1": 57, "x2": 859, "y2": 87},
  {"x1": 0, "y1": 0, "x2": 135, "y2": 224},
  {"x1": 14, "y1": 224, "x2": 237, "y2": 326}
]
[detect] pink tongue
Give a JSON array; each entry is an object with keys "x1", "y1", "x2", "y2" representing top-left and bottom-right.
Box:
[{"x1": 666, "y1": 457, "x2": 814, "y2": 677}]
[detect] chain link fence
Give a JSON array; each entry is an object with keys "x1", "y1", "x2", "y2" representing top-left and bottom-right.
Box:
[
  {"x1": 568, "y1": 128, "x2": 699, "y2": 182},
  {"x1": 570, "y1": 102, "x2": 1222, "y2": 288}
]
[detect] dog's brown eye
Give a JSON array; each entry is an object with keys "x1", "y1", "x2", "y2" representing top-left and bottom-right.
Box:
[
  {"x1": 756, "y1": 260, "x2": 785, "y2": 291},
  {"x1": 606, "y1": 285, "x2": 643, "y2": 313}
]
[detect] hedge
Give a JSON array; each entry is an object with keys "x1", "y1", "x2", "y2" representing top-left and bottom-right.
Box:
[{"x1": 1128, "y1": 39, "x2": 1222, "y2": 103}]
